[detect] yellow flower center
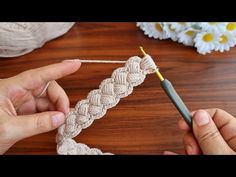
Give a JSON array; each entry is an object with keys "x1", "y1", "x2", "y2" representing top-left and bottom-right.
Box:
[
  {"x1": 226, "y1": 23, "x2": 236, "y2": 31},
  {"x1": 202, "y1": 33, "x2": 214, "y2": 42},
  {"x1": 219, "y1": 35, "x2": 228, "y2": 44},
  {"x1": 168, "y1": 25, "x2": 175, "y2": 32},
  {"x1": 155, "y1": 23, "x2": 163, "y2": 32},
  {"x1": 185, "y1": 30, "x2": 194, "y2": 36}
]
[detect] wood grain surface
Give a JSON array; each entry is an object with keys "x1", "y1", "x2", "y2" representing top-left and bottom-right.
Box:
[{"x1": 1, "y1": 22, "x2": 236, "y2": 154}]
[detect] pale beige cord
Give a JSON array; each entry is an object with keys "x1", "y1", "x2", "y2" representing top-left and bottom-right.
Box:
[
  {"x1": 37, "y1": 81, "x2": 51, "y2": 98},
  {"x1": 65, "y1": 59, "x2": 127, "y2": 64},
  {"x1": 79, "y1": 59, "x2": 126, "y2": 64}
]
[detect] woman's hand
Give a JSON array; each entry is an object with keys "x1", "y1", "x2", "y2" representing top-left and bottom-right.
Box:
[
  {"x1": 164, "y1": 109, "x2": 236, "y2": 155},
  {"x1": 0, "y1": 60, "x2": 81, "y2": 154}
]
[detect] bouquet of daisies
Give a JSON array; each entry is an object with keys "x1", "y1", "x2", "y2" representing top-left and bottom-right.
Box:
[{"x1": 137, "y1": 22, "x2": 236, "y2": 55}]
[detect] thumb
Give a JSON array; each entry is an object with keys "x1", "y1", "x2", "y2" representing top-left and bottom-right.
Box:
[
  {"x1": 192, "y1": 110, "x2": 234, "y2": 154},
  {"x1": 8, "y1": 111, "x2": 65, "y2": 141}
]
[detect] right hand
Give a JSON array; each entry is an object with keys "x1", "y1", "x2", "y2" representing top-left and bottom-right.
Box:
[{"x1": 166, "y1": 109, "x2": 236, "y2": 155}]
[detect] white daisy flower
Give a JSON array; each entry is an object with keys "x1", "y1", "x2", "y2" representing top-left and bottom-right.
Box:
[
  {"x1": 137, "y1": 22, "x2": 145, "y2": 31},
  {"x1": 225, "y1": 22, "x2": 236, "y2": 36},
  {"x1": 194, "y1": 31, "x2": 219, "y2": 55},
  {"x1": 186, "y1": 22, "x2": 199, "y2": 28},
  {"x1": 177, "y1": 28, "x2": 199, "y2": 46},
  {"x1": 214, "y1": 32, "x2": 236, "y2": 52},
  {"x1": 181, "y1": 22, "x2": 199, "y2": 29},
  {"x1": 137, "y1": 22, "x2": 236, "y2": 55},
  {"x1": 141, "y1": 22, "x2": 168, "y2": 40},
  {"x1": 198, "y1": 22, "x2": 226, "y2": 32},
  {"x1": 136, "y1": 22, "x2": 142, "y2": 27},
  {"x1": 162, "y1": 23, "x2": 178, "y2": 41},
  {"x1": 169, "y1": 22, "x2": 188, "y2": 32}
]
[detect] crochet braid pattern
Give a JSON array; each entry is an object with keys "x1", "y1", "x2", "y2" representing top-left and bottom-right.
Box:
[{"x1": 56, "y1": 55, "x2": 158, "y2": 155}]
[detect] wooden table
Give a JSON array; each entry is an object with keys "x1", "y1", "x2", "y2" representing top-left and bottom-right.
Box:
[{"x1": 1, "y1": 22, "x2": 236, "y2": 155}]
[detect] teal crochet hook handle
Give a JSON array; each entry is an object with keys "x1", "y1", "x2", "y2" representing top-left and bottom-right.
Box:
[{"x1": 161, "y1": 79, "x2": 192, "y2": 127}]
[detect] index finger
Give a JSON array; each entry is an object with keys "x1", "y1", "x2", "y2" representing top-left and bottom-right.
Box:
[
  {"x1": 203, "y1": 108, "x2": 236, "y2": 129},
  {"x1": 13, "y1": 60, "x2": 81, "y2": 90}
]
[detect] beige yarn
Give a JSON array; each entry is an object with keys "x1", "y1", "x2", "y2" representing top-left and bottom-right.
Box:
[
  {"x1": 0, "y1": 22, "x2": 74, "y2": 57},
  {"x1": 56, "y1": 54, "x2": 158, "y2": 155}
]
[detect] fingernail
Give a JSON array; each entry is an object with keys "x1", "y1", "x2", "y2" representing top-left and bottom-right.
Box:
[
  {"x1": 193, "y1": 110, "x2": 210, "y2": 126},
  {"x1": 186, "y1": 145, "x2": 194, "y2": 155},
  {"x1": 52, "y1": 113, "x2": 65, "y2": 127},
  {"x1": 62, "y1": 59, "x2": 81, "y2": 63}
]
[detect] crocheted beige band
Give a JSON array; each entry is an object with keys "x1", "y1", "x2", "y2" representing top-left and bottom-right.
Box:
[{"x1": 56, "y1": 55, "x2": 157, "y2": 155}]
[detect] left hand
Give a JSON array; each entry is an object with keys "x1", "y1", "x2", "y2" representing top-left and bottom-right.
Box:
[{"x1": 0, "y1": 60, "x2": 81, "y2": 154}]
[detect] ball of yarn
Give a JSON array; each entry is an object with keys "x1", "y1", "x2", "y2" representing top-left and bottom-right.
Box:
[{"x1": 0, "y1": 22, "x2": 75, "y2": 57}]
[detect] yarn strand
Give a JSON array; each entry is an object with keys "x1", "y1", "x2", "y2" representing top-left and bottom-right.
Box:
[
  {"x1": 65, "y1": 59, "x2": 127, "y2": 64},
  {"x1": 79, "y1": 59, "x2": 126, "y2": 64}
]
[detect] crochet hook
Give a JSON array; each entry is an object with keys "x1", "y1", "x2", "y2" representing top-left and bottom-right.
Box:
[{"x1": 140, "y1": 47, "x2": 192, "y2": 127}]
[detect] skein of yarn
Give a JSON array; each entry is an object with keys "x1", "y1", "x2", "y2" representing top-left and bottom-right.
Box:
[{"x1": 0, "y1": 22, "x2": 75, "y2": 57}]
